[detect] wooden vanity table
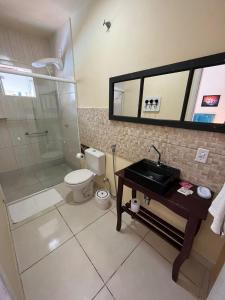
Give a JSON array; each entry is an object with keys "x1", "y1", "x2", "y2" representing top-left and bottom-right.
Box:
[{"x1": 115, "y1": 168, "x2": 213, "y2": 282}]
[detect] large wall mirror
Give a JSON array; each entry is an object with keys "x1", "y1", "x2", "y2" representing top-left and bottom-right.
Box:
[{"x1": 109, "y1": 53, "x2": 225, "y2": 133}]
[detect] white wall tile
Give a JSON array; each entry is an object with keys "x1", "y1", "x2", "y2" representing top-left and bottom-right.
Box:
[
  {"x1": 0, "y1": 98, "x2": 6, "y2": 118},
  {"x1": 0, "y1": 147, "x2": 18, "y2": 172},
  {"x1": 14, "y1": 144, "x2": 33, "y2": 168},
  {"x1": 0, "y1": 121, "x2": 11, "y2": 148},
  {"x1": 7, "y1": 120, "x2": 29, "y2": 146}
]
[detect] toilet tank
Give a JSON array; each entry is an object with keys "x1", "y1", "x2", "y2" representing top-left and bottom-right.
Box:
[{"x1": 85, "y1": 148, "x2": 105, "y2": 176}]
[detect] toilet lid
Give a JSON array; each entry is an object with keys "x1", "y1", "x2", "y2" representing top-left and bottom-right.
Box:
[{"x1": 64, "y1": 169, "x2": 93, "y2": 185}]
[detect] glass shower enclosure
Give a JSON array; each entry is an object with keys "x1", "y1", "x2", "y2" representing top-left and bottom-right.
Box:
[{"x1": 0, "y1": 72, "x2": 80, "y2": 203}]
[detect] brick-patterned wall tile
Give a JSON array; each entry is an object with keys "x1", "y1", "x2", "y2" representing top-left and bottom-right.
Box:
[{"x1": 78, "y1": 108, "x2": 225, "y2": 193}]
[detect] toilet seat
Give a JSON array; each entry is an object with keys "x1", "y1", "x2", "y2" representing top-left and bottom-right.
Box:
[{"x1": 64, "y1": 169, "x2": 94, "y2": 185}]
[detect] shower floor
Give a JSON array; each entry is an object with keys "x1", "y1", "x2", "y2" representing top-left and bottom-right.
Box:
[{"x1": 0, "y1": 162, "x2": 73, "y2": 204}]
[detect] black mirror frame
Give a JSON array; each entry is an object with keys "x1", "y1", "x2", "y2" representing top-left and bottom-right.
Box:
[{"x1": 109, "y1": 52, "x2": 225, "y2": 133}]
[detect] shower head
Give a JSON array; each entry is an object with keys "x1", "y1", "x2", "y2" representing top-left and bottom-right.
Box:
[{"x1": 32, "y1": 58, "x2": 63, "y2": 70}]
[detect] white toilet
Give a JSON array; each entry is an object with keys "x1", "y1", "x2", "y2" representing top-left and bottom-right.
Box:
[{"x1": 64, "y1": 148, "x2": 105, "y2": 203}]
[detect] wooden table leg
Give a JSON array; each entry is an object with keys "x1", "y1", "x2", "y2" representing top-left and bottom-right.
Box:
[
  {"x1": 116, "y1": 177, "x2": 124, "y2": 231},
  {"x1": 172, "y1": 217, "x2": 199, "y2": 282},
  {"x1": 195, "y1": 220, "x2": 202, "y2": 236}
]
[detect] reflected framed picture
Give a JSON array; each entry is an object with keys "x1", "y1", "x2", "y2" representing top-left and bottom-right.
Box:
[{"x1": 201, "y1": 95, "x2": 220, "y2": 107}]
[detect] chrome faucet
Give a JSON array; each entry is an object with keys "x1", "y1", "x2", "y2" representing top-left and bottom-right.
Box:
[{"x1": 149, "y1": 144, "x2": 161, "y2": 166}]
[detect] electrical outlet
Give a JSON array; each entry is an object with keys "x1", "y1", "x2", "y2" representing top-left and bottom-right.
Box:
[{"x1": 195, "y1": 148, "x2": 209, "y2": 163}]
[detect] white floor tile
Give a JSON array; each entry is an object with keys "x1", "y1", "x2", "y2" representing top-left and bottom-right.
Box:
[
  {"x1": 145, "y1": 230, "x2": 207, "y2": 287},
  {"x1": 144, "y1": 230, "x2": 179, "y2": 263},
  {"x1": 108, "y1": 241, "x2": 196, "y2": 300},
  {"x1": 94, "y1": 287, "x2": 114, "y2": 300},
  {"x1": 77, "y1": 211, "x2": 142, "y2": 281},
  {"x1": 12, "y1": 209, "x2": 73, "y2": 272},
  {"x1": 58, "y1": 198, "x2": 108, "y2": 234},
  {"x1": 21, "y1": 238, "x2": 103, "y2": 300}
]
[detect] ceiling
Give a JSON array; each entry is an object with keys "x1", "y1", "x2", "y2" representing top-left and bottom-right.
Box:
[{"x1": 0, "y1": 0, "x2": 94, "y2": 36}]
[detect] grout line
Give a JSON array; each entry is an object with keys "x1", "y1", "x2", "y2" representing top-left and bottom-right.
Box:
[
  {"x1": 56, "y1": 205, "x2": 143, "y2": 299},
  {"x1": 4, "y1": 201, "x2": 26, "y2": 300},
  {"x1": 57, "y1": 201, "x2": 150, "y2": 291},
  {"x1": 74, "y1": 210, "x2": 110, "y2": 236},
  {"x1": 19, "y1": 236, "x2": 74, "y2": 275},
  {"x1": 106, "y1": 285, "x2": 116, "y2": 300},
  {"x1": 56, "y1": 205, "x2": 106, "y2": 287},
  {"x1": 56, "y1": 201, "x2": 112, "y2": 237},
  {"x1": 75, "y1": 235, "x2": 105, "y2": 283},
  {"x1": 91, "y1": 285, "x2": 106, "y2": 300},
  {"x1": 143, "y1": 237, "x2": 202, "y2": 291},
  {"x1": 91, "y1": 284, "x2": 116, "y2": 300},
  {"x1": 104, "y1": 236, "x2": 144, "y2": 287}
]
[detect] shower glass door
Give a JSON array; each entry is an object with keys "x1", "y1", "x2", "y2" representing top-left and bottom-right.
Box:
[{"x1": 0, "y1": 73, "x2": 80, "y2": 203}]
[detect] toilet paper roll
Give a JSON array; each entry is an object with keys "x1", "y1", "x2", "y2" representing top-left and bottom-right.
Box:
[
  {"x1": 131, "y1": 198, "x2": 140, "y2": 213},
  {"x1": 76, "y1": 153, "x2": 84, "y2": 159}
]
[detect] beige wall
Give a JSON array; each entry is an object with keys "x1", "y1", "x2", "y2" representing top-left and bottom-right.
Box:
[
  {"x1": 0, "y1": 188, "x2": 24, "y2": 299},
  {"x1": 141, "y1": 71, "x2": 189, "y2": 120},
  {"x1": 72, "y1": 0, "x2": 225, "y2": 266},
  {"x1": 72, "y1": 0, "x2": 225, "y2": 108},
  {"x1": 208, "y1": 260, "x2": 225, "y2": 299}
]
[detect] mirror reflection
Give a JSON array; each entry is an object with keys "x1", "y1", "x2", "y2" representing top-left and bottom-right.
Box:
[
  {"x1": 141, "y1": 71, "x2": 190, "y2": 120},
  {"x1": 185, "y1": 64, "x2": 225, "y2": 124},
  {"x1": 113, "y1": 79, "x2": 140, "y2": 117}
]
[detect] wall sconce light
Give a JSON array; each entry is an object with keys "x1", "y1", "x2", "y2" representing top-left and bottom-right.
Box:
[{"x1": 103, "y1": 20, "x2": 111, "y2": 32}]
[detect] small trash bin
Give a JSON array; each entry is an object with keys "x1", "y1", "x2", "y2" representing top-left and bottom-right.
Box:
[{"x1": 95, "y1": 189, "x2": 111, "y2": 210}]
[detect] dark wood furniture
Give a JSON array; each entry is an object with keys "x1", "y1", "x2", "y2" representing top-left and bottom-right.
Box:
[{"x1": 116, "y1": 168, "x2": 213, "y2": 282}]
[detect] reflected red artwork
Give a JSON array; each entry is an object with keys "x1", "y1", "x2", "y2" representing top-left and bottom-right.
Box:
[{"x1": 201, "y1": 95, "x2": 220, "y2": 107}]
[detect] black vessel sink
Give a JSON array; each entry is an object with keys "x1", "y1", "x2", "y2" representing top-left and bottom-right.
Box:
[{"x1": 124, "y1": 159, "x2": 180, "y2": 194}]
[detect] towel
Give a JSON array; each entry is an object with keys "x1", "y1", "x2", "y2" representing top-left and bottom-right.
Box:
[{"x1": 209, "y1": 183, "x2": 225, "y2": 235}]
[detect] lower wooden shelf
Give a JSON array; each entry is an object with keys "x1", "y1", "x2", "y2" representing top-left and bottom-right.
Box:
[{"x1": 123, "y1": 201, "x2": 185, "y2": 250}]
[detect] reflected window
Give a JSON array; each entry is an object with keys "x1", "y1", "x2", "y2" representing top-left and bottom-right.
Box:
[
  {"x1": 113, "y1": 79, "x2": 140, "y2": 117},
  {"x1": 0, "y1": 65, "x2": 36, "y2": 97}
]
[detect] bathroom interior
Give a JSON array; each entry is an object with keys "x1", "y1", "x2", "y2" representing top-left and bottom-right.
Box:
[{"x1": 0, "y1": 0, "x2": 225, "y2": 300}]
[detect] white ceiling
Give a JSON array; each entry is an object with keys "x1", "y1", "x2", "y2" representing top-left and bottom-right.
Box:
[{"x1": 0, "y1": 0, "x2": 94, "y2": 36}]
